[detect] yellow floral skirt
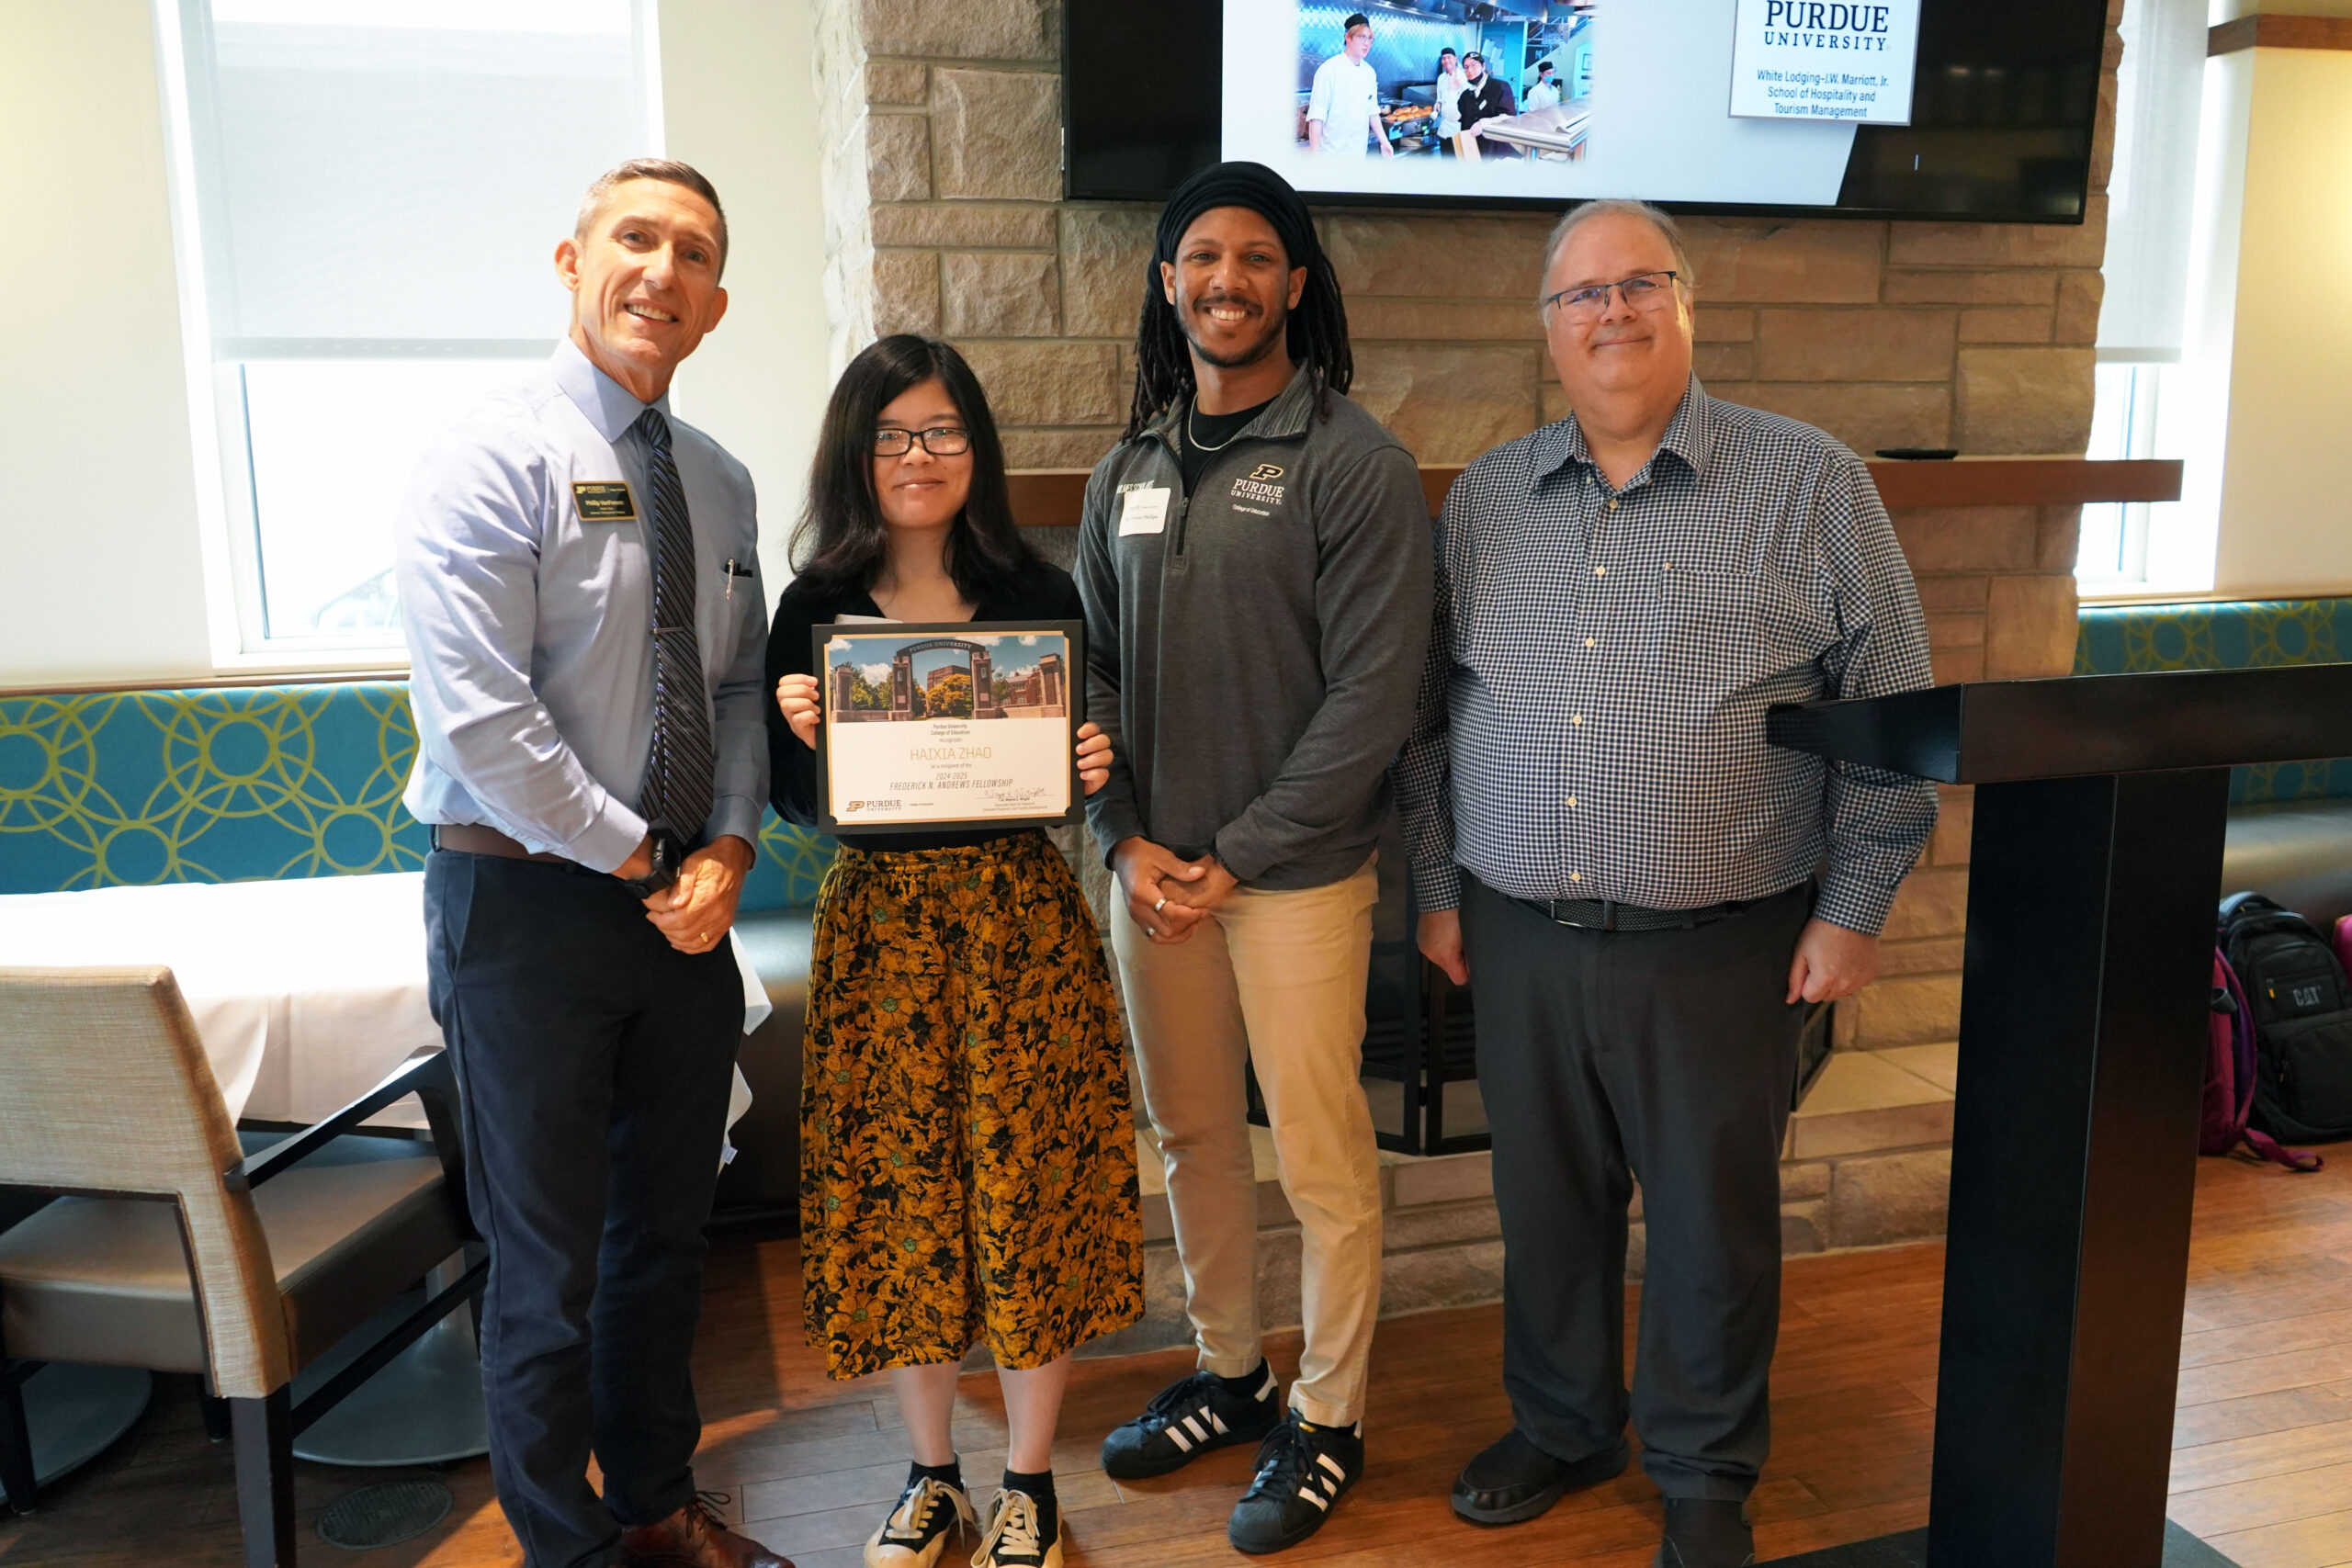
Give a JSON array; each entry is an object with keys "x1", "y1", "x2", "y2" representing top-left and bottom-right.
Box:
[{"x1": 800, "y1": 829, "x2": 1144, "y2": 1378}]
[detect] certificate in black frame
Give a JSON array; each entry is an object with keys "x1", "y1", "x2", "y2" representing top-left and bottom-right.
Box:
[{"x1": 810, "y1": 618, "x2": 1088, "y2": 836}]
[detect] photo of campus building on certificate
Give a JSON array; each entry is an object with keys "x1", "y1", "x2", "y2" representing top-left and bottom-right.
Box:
[{"x1": 825, "y1": 630, "x2": 1069, "y2": 723}]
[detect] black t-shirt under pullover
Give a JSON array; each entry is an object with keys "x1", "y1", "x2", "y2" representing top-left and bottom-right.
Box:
[{"x1": 1179, "y1": 397, "x2": 1275, "y2": 494}]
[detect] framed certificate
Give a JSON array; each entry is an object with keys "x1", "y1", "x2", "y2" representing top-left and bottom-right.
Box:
[{"x1": 812, "y1": 619, "x2": 1086, "y2": 834}]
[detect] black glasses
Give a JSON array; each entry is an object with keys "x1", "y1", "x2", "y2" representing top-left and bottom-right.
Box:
[
  {"x1": 1543, "y1": 270, "x2": 1681, "y2": 319},
  {"x1": 873, "y1": 426, "x2": 971, "y2": 457}
]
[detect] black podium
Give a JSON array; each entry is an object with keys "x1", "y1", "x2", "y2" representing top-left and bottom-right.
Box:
[{"x1": 1765, "y1": 666, "x2": 2352, "y2": 1568}]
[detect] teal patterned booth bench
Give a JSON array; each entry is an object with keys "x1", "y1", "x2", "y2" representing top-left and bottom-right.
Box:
[
  {"x1": 0, "y1": 681, "x2": 837, "y2": 905},
  {"x1": 2075, "y1": 598, "x2": 2352, "y2": 805},
  {"x1": 2077, "y1": 598, "x2": 2352, "y2": 927}
]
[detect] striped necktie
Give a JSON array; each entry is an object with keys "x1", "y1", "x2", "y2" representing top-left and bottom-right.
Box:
[{"x1": 632, "y1": 408, "x2": 716, "y2": 844}]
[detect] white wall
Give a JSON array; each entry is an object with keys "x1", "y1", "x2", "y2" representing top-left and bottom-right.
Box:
[
  {"x1": 2207, "y1": 44, "x2": 2352, "y2": 600},
  {"x1": 659, "y1": 0, "x2": 830, "y2": 593},
  {"x1": 0, "y1": 0, "x2": 828, "y2": 690},
  {"x1": 2212, "y1": 0, "x2": 2352, "y2": 18},
  {"x1": 0, "y1": 0, "x2": 214, "y2": 688}
]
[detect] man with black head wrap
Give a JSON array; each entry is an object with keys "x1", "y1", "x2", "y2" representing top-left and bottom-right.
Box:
[{"x1": 1077, "y1": 161, "x2": 1432, "y2": 1555}]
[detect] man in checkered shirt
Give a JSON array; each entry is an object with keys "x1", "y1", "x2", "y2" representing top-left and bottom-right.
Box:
[{"x1": 1393, "y1": 199, "x2": 1937, "y2": 1568}]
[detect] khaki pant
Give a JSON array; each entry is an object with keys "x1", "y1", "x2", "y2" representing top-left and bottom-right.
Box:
[{"x1": 1111, "y1": 858, "x2": 1384, "y2": 1427}]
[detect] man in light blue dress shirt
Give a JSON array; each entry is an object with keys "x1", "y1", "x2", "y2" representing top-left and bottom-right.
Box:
[{"x1": 397, "y1": 159, "x2": 786, "y2": 1568}]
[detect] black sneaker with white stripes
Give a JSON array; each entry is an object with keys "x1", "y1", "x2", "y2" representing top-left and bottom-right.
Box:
[
  {"x1": 1227, "y1": 1410, "x2": 1363, "y2": 1555},
  {"x1": 1099, "y1": 1362, "x2": 1282, "y2": 1480}
]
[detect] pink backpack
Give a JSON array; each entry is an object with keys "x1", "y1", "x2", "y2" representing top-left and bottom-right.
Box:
[{"x1": 2207, "y1": 948, "x2": 2324, "y2": 1170}]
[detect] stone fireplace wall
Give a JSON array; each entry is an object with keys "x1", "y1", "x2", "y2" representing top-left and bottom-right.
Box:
[{"x1": 812, "y1": 0, "x2": 2122, "y2": 1053}]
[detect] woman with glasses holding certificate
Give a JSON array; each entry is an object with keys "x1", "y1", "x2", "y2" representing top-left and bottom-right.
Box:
[{"x1": 765, "y1": 334, "x2": 1141, "y2": 1568}]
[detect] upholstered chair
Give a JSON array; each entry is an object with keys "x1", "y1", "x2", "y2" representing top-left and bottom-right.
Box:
[{"x1": 0, "y1": 966, "x2": 479, "y2": 1568}]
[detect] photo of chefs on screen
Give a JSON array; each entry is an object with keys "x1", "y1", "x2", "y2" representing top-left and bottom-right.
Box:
[{"x1": 1295, "y1": 0, "x2": 1595, "y2": 164}]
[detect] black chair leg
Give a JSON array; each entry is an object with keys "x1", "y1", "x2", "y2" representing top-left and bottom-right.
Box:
[
  {"x1": 229, "y1": 1388, "x2": 293, "y2": 1568},
  {"x1": 199, "y1": 1393, "x2": 232, "y2": 1443},
  {"x1": 0, "y1": 1359, "x2": 36, "y2": 1515}
]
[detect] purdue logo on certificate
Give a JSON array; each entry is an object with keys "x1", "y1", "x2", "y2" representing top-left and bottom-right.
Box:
[{"x1": 813, "y1": 619, "x2": 1086, "y2": 834}]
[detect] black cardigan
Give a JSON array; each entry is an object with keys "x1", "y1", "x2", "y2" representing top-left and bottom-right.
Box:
[{"x1": 763, "y1": 561, "x2": 1085, "y2": 852}]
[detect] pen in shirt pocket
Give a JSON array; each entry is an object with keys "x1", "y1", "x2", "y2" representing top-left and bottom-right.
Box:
[{"x1": 722, "y1": 557, "x2": 755, "y2": 599}]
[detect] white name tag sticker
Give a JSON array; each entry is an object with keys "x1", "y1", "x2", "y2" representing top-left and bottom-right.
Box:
[{"x1": 1117, "y1": 484, "x2": 1171, "y2": 536}]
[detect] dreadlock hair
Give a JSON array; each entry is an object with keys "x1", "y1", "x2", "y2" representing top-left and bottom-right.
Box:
[
  {"x1": 790, "y1": 334, "x2": 1041, "y2": 606},
  {"x1": 1123, "y1": 233, "x2": 1354, "y2": 440}
]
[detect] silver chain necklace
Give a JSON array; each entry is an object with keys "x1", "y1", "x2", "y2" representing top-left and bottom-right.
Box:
[{"x1": 1186, "y1": 400, "x2": 1252, "y2": 454}]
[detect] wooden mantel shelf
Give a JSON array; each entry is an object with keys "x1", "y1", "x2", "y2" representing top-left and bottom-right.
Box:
[
  {"x1": 1007, "y1": 457, "x2": 2183, "y2": 528},
  {"x1": 1857, "y1": 457, "x2": 2182, "y2": 509}
]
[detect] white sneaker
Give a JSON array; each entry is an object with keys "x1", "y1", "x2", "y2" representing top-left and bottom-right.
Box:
[
  {"x1": 864, "y1": 1473, "x2": 977, "y2": 1568},
  {"x1": 971, "y1": 1487, "x2": 1062, "y2": 1568}
]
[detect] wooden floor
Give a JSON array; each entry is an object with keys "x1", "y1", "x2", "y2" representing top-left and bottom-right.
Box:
[{"x1": 12, "y1": 1151, "x2": 2352, "y2": 1567}]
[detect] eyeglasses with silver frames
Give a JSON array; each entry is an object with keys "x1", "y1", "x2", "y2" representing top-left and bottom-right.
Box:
[{"x1": 1543, "y1": 270, "x2": 1681, "y2": 319}]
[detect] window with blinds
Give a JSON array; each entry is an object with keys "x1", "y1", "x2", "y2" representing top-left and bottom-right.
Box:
[
  {"x1": 159, "y1": 0, "x2": 659, "y2": 654},
  {"x1": 2078, "y1": 0, "x2": 2210, "y2": 595}
]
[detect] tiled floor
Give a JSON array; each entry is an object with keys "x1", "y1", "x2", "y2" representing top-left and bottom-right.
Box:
[
  {"x1": 1873, "y1": 1043, "x2": 1960, "y2": 1094},
  {"x1": 1786, "y1": 1044, "x2": 1958, "y2": 1159}
]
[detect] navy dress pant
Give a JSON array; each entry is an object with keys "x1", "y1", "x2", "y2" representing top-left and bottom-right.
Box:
[
  {"x1": 424, "y1": 849, "x2": 741, "y2": 1568},
  {"x1": 1462, "y1": 876, "x2": 1812, "y2": 1501}
]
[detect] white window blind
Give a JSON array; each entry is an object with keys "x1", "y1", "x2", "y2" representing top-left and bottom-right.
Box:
[
  {"x1": 2098, "y1": 0, "x2": 2207, "y2": 362},
  {"x1": 2079, "y1": 0, "x2": 2216, "y2": 594},
  {"x1": 164, "y1": 0, "x2": 659, "y2": 653}
]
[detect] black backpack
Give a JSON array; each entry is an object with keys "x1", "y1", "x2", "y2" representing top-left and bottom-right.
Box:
[{"x1": 2221, "y1": 892, "x2": 2352, "y2": 1145}]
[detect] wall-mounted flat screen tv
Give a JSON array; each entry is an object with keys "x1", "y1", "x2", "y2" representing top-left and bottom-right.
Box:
[{"x1": 1065, "y1": 0, "x2": 2105, "y2": 222}]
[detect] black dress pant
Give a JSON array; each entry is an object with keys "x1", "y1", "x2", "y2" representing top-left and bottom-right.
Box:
[
  {"x1": 424, "y1": 850, "x2": 741, "y2": 1568},
  {"x1": 1462, "y1": 875, "x2": 1812, "y2": 1501}
]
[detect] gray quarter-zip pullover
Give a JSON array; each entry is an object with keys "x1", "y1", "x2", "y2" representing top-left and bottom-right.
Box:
[{"x1": 1077, "y1": 364, "x2": 1435, "y2": 890}]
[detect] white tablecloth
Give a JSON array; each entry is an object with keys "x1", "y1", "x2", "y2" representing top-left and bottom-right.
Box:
[{"x1": 0, "y1": 874, "x2": 763, "y2": 1143}]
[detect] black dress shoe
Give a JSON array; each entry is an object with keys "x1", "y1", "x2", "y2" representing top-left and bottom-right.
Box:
[
  {"x1": 1655, "y1": 1497, "x2": 1755, "y2": 1567},
  {"x1": 1450, "y1": 1429, "x2": 1631, "y2": 1525}
]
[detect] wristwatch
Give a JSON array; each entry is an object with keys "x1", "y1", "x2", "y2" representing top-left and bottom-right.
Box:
[{"x1": 617, "y1": 829, "x2": 684, "y2": 898}]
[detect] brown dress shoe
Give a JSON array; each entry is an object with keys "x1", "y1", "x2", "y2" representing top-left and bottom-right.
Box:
[{"x1": 616, "y1": 1493, "x2": 792, "y2": 1568}]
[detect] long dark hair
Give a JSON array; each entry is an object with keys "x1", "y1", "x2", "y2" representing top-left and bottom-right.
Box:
[
  {"x1": 790, "y1": 334, "x2": 1039, "y2": 604},
  {"x1": 1124, "y1": 239, "x2": 1353, "y2": 440}
]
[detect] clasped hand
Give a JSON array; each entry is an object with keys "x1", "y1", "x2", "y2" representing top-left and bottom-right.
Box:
[
  {"x1": 616, "y1": 833, "x2": 753, "y2": 954},
  {"x1": 1113, "y1": 838, "x2": 1238, "y2": 943}
]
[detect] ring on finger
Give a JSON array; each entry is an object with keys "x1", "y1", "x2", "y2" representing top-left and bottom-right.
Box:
[{"x1": 1153, "y1": 896, "x2": 1168, "y2": 914}]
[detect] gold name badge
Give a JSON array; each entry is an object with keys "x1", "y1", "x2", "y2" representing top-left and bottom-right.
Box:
[{"x1": 571, "y1": 481, "x2": 638, "y2": 522}]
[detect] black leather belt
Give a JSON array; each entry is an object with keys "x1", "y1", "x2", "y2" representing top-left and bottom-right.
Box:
[{"x1": 1511, "y1": 891, "x2": 1775, "y2": 932}]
